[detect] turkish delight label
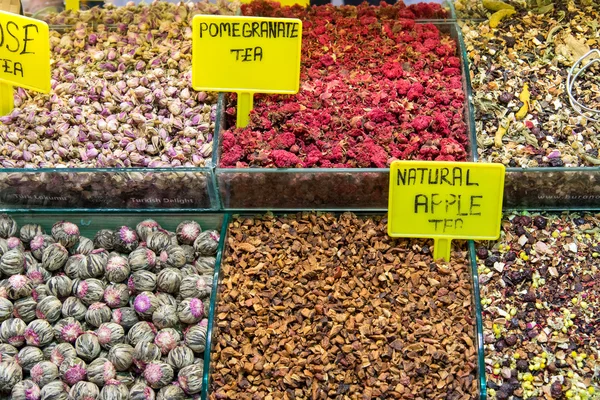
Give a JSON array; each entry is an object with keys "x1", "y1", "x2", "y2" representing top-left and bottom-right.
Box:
[
  {"x1": 192, "y1": 15, "x2": 302, "y2": 94},
  {"x1": 0, "y1": 11, "x2": 50, "y2": 93}
]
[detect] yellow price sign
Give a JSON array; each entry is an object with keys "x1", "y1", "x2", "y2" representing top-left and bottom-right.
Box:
[
  {"x1": 239, "y1": 0, "x2": 309, "y2": 6},
  {"x1": 0, "y1": 11, "x2": 50, "y2": 115},
  {"x1": 192, "y1": 15, "x2": 302, "y2": 127},
  {"x1": 388, "y1": 161, "x2": 505, "y2": 262}
]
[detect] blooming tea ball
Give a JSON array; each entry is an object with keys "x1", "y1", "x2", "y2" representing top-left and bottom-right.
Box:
[
  {"x1": 157, "y1": 384, "x2": 185, "y2": 400},
  {"x1": 0, "y1": 214, "x2": 18, "y2": 239},
  {"x1": 12, "y1": 379, "x2": 41, "y2": 400},
  {"x1": 136, "y1": 220, "x2": 160, "y2": 243},
  {"x1": 176, "y1": 221, "x2": 202, "y2": 246},
  {"x1": 96, "y1": 322, "x2": 124, "y2": 349},
  {"x1": 133, "y1": 291, "x2": 158, "y2": 320},
  {"x1": 0, "y1": 361, "x2": 22, "y2": 391},
  {"x1": 63, "y1": 255, "x2": 87, "y2": 280},
  {"x1": 128, "y1": 322, "x2": 157, "y2": 347},
  {"x1": 59, "y1": 356, "x2": 87, "y2": 385},
  {"x1": 163, "y1": 245, "x2": 186, "y2": 269},
  {"x1": 0, "y1": 248, "x2": 25, "y2": 276},
  {"x1": 166, "y1": 346, "x2": 194, "y2": 371},
  {"x1": 61, "y1": 297, "x2": 87, "y2": 321},
  {"x1": 69, "y1": 381, "x2": 100, "y2": 400},
  {"x1": 151, "y1": 305, "x2": 178, "y2": 330},
  {"x1": 143, "y1": 361, "x2": 173, "y2": 389},
  {"x1": 51, "y1": 221, "x2": 80, "y2": 249},
  {"x1": 26, "y1": 263, "x2": 51, "y2": 286},
  {"x1": 20, "y1": 224, "x2": 44, "y2": 244},
  {"x1": 114, "y1": 371, "x2": 134, "y2": 387},
  {"x1": 46, "y1": 275, "x2": 73, "y2": 299},
  {"x1": 113, "y1": 226, "x2": 139, "y2": 254},
  {"x1": 15, "y1": 346, "x2": 44, "y2": 371},
  {"x1": 87, "y1": 358, "x2": 116, "y2": 387},
  {"x1": 24, "y1": 319, "x2": 54, "y2": 347},
  {"x1": 0, "y1": 343, "x2": 17, "y2": 362},
  {"x1": 72, "y1": 237, "x2": 94, "y2": 256},
  {"x1": 93, "y1": 229, "x2": 114, "y2": 251},
  {"x1": 146, "y1": 232, "x2": 171, "y2": 254},
  {"x1": 75, "y1": 332, "x2": 101, "y2": 362},
  {"x1": 14, "y1": 297, "x2": 38, "y2": 323},
  {"x1": 184, "y1": 324, "x2": 207, "y2": 354},
  {"x1": 99, "y1": 380, "x2": 129, "y2": 400},
  {"x1": 179, "y1": 274, "x2": 212, "y2": 299},
  {"x1": 153, "y1": 328, "x2": 180, "y2": 356},
  {"x1": 130, "y1": 381, "x2": 155, "y2": 400},
  {"x1": 156, "y1": 268, "x2": 182, "y2": 294},
  {"x1": 105, "y1": 254, "x2": 130, "y2": 283},
  {"x1": 177, "y1": 298, "x2": 204, "y2": 324},
  {"x1": 133, "y1": 341, "x2": 161, "y2": 370},
  {"x1": 155, "y1": 293, "x2": 177, "y2": 308},
  {"x1": 40, "y1": 380, "x2": 69, "y2": 400},
  {"x1": 82, "y1": 250, "x2": 109, "y2": 279},
  {"x1": 86, "y1": 302, "x2": 112, "y2": 328},
  {"x1": 5, "y1": 274, "x2": 33, "y2": 300},
  {"x1": 53, "y1": 317, "x2": 83, "y2": 343},
  {"x1": 128, "y1": 271, "x2": 157, "y2": 293},
  {"x1": 128, "y1": 248, "x2": 156, "y2": 272},
  {"x1": 103, "y1": 284, "x2": 129, "y2": 309},
  {"x1": 193, "y1": 230, "x2": 219, "y2": 256},
  {"x1": 41, "y1": 244, "x2": 68, "y2": 272},
  {"x1": 0, "y1": 297, "x2": 14, "y2": 322},
  {"x1": 177, "y1": 364, "x2": 203, "y2": 394},
  {"x1": 111, "y1": 307, "x2": 139, "y2": 332},
  {"x1": 179, "y1": 245, "x2": 195, "y2": 264},
  {"x1": 0, "y1": 317, "x2": 27, "y2": 347},
  {"x1": 30, "y1": 360, "x2": 59, "y2": 387},
  {"x1": 49, "y1": 343, "x2": 76, "y2": 367},
  {"x1": 107, "y1": 343, "x2": 134, "y2": 371},
  {"x1": 75, "y1": 279, "x2": 105, "y2": 306},
  {"x1": 194, "y1": 256, "x2": 215, "y2": 273},
  {"x1": 30, "y1": 235, "x2": 55, "y2": 262}
]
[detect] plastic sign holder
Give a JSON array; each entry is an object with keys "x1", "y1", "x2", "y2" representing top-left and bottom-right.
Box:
[
  {"x1": 388, "y1": 161, "x2": 505, "y2": 262},
  {"x1": 192, "y1": 15, "x2": 302, "y2": 128},
  {"x1": 0, "y1": 10, "x2": 50, "y2": 116}
]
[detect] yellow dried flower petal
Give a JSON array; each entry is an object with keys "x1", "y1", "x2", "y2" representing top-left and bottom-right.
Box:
[{"x1": 489, "y1": 8, "x2": 516, "y2": 28}]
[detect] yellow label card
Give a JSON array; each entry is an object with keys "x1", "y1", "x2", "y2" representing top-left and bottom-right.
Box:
[
  {"x1": 388, "y1": 161, "x2": 505, "y2": 261},
  {"x1": 0, "y1": 11, "x2": 50, "y2": 93},
  {"x1": 192, "y1": 15, "x2": 302, "y2": 94},
  {"x1": 239, "y1": 0, "x2": 309, "y2": 6}
]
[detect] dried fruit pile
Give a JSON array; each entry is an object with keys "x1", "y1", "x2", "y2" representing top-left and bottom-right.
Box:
[
  {"x1": 454, "y1": 0, "x2": 598, "y2": 19},
  {"x1": 476, "y1": 213, "x2": 599, "y2": 399},
  {"x1": 220, "y1": 2, "x2": 468, "y2": 168},
  {"x1": 462, "y1": 3, "x2": 600, "y2": 167},
  {"x1": 210, "y1": 213, "x2": 477, "y2": 399},
  {"x1": 0, "y1": 214, "x2": 220, "y2": 399},
  {"x1": 0, "y1": 1, "x2": 238, "y2": 169}
]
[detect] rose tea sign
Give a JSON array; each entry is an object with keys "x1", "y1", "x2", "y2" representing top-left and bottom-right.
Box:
[
  {"x1": 388, "y1": 161, "x2": 506, "y2": 261},
  {"x1": 192, "y1": 15, "x2": 302, "y2": 127},
  {"x1": 0, "y1": 10, "x2": 50, "y2": 116}
]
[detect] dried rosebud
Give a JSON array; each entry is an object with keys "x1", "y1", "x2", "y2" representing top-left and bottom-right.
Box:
[
  {"x1": 30, "y1": 361, "x2": 59, "y2": 388},
  {"x1": 193, "y1": 230, "x2": 219, "y2": 257},
  {"x1": 179, "y1": 274, "x2": 212, "y2": 299},
  {"x1": 75, "y1": 279, "x2": 105, "y2": 306},
  {"x1": 154, "y1": 328, "x2": 180, "y2": 356},
  {"x1": 177, "y1": 298, "x2": 204, "y2": 324},
  {"x1": 128, "y1": 271, "x2": 157, "y2": 293},
  {"x1": 14, "y1": 297, "x2": 38, "y2": 323},
  {"x1": 72, "y1": 237, "x2": 94, "y2": 256},
  {"x1": 20, "y1": 224, "x2": 44, "y2": 245},
  {"x1": 100, "y1": 380, "x2": 129, "y2": 400},
  {"x1": 111, "y1": 307, "x2": 139, "y2": 332},
  {"x1": 0, "y1": 297, "x2": 13, "y2": 322},
  {"x1": 49, "y1": 342, "x2": 76, "y2": 367},
  {"x1": 151, "y1": 305, "x2": 178, "y2": 330},
  {"x1": 128, "y1": 322, "x2": 157, "y2": 348},
  {"x1": 61, "y1": 297, "x2": 87, "y2": 321},
  {"x1": 75, "y1": 332, "x2": 100, "y2": 362},
  {"x1": 64, "y1": 255, "x2": 87, "y2": 280},
  {"x1": 0, "y1": 361, "x2": 23, "y2": 392},
  {"x1": 35, "y1": 296, "x2": 62, "y2": 323},
  {"x1": 46, "y1": 275, "x2": 73, "y2": 299},
  {"x1": 180, "y1": 245, "x2": 195, "y2": 264},
  {"x1": 30, "y1": 235, "x2": 55, "y2": 262},
  {"x1": 0, "y1": 248, "x2": 25, "y2": 276},
  {"x1": 5, "y1": 274, "x2": 33, "y2": 300},
  {"x1": 144, "y1": 361, "x2": 174, "y2": 389},
  {"x1": 107, "y1": 343, "x2": 134, "y2": 372},
  {"x1": 96, "y1": 322, "x2": 124, "y2": 349},
  {"x1": 104, "y1": 254, "x2": 130, "y2": 283},
  {"x1": 83, "y1": 250, "x2": 109, "y2": 279},
  {"x1": 69, "y1": 381, "x2": 99, "y2": 400},
  {"x1": 166, "y1": 345, "x2": 194, "y2": 371},
  {"x1": 41, "y1": 244, "x2": 68, "y2": 272},
  {"x1": 53, "y1": 317, "x2": 83, "y2": 343},
  {"x1": 26, "y1": 263, "x2": 51, "y2": 286},
  {"x1": 130, "y1": 381, "x2": 155, "y2": 400},
  {"x1": 0, "y1": 214, "x2": 18, "y2": 239},
  {"x1": 146, "y1": 232, "x2": 171, "y2": 254},
  {"x1": 184, "y1": 324, "x2": 207, "y2": 354},
  {"x1": 177, "y1": 364, "x2": 203, "y2": 394},
  {"x1": 25, "y1": 320, "x2": 54, "y2": 347},
  {"x1": 51, "y1": 221, "x2": 80, "y2": 249},
  {"x1": 113, "y1": 226, "x2": 139, "y2": 254},
  {"x1": 85, "y1": 303, "x2": 112, "y2": 328},
  {"x1": 12, "y1": 379, "x2": 41, "y2": 400},
  {"x1": 176, "y1": 221, "x2": 202, "y2": 245},
  {"x1": 133, "y1": 341, "x2": 161, "y2": 370},
  {"x1": 16, "y1": 346, "x2": 44, "y2": 372},
  {"x1": 40, "y1": 380, "x2": 69, "y2": 400},
  {"x1": 156, "y1": 268, "x2": 182, "y2": 294},
  {"x1": 128, "y1": 248, "x2": 156, "y2": 272},
  {"x1": 136, "y1": 220, "x2": 160, "y2": 243},
  {"x1": 93, "y1": 230, "x2": 114, "y2": 251},
  {"x1": 0, "y1": 317, "x2": 27, "y2": 347},
  {"x1": 133, "y1": 292, "x2": 158, "y2": 319},
  {"x1": 87, "y1": 358, "x2": 116, "y2": 387}
]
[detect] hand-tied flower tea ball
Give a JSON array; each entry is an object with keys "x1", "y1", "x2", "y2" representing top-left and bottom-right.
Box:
[{"x1": 0, "y1": 214, "x2": 218, "y2": 396}]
